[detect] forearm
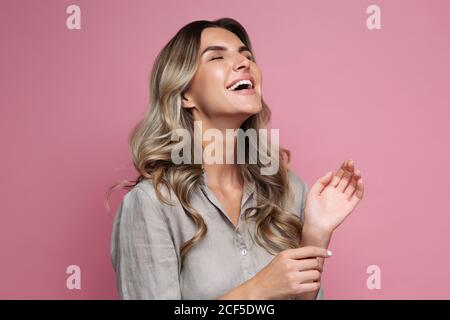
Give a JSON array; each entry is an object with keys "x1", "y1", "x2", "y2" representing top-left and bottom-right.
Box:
[
  {"x1": 294, "y1": 225, "x2": 333, "y2": 300},
  {"x1": 300, "y1": 225, "x2": 333, "y2": 248},
  {"x1": 218, "y1": 227, "x2": 333, "y2": 301}
]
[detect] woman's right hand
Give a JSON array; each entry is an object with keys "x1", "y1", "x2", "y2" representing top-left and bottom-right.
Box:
[{"x1": 246, "y1": 246, "x2": 332, "y2": 300}]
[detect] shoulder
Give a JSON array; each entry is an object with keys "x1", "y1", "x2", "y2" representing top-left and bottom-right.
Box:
[
  {"x1": 121, "y1": 180, "x2": 157, "y2": 207},
  {"x1": 119, "y1": 178, "x2": 179, "y2": 219},
  {"x1": 130, "y1": 179, "x2": 163, "y2": 202},
  {"x1": 287, "y1": 169, "x2": 309, "y2": 195},
  {"x1": 286, "y1": 169, "x2": 309, "y2": 221}
]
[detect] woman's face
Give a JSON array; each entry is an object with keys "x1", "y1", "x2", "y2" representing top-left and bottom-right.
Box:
[{"x1": 182, "y1": 27, "x2": 263, "y2": 128}]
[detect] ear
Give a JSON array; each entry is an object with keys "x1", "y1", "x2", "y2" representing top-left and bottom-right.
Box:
[{"x1": 181, "y1": 92, "x2": 196, "y2": 110}]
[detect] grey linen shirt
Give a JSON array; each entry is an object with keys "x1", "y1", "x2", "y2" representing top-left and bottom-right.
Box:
[{"x1": 110, "y1": 169, "x2": 324, "y2": 300}]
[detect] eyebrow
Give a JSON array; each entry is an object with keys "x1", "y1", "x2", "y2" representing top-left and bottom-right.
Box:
[{"x1": 200, "y1": 45, "x2": 253, "y2": 57}]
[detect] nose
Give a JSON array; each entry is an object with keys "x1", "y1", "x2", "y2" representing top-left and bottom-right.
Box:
[{"x1": 232, "y1": 54, "x2": 251, "y2": 71}]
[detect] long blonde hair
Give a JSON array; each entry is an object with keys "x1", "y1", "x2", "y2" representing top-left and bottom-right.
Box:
[{"x1": 106, "y1": 18, "x2": 303, "y2": 270}]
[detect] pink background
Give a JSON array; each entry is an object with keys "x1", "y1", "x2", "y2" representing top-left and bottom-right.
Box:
[{"x1": 1, "y1": 0, "x2": 449, "y2": 299}]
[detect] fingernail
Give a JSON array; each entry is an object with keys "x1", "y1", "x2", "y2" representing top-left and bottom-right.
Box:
[{"x1": 327, "y1": 250, "x2": 333, "y2": 256}]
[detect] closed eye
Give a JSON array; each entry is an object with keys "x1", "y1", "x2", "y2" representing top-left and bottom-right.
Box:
[{"x1": 210, "y1": 55, "x2": 254, "y2": 61}]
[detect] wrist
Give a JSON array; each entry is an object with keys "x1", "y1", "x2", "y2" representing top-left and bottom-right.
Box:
[
  {"x1": 218, "y1": 277, "x2": 263, "y2": 300},
  {"x1": 300, "y1": 224, "x2": 333, "y2": 248},
  {"x1": 242, "y1": 276, "x2": 264, "y2": 300}
]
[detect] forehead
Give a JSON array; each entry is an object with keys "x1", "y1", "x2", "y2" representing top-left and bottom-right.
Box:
[{"x1": 199, "y1": 27, "x2": 244, "y2": 50}]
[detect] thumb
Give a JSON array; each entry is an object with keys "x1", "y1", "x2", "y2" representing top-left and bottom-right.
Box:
[{"x1": 310, "y1": 171, "x2": 333, "y2": 195}]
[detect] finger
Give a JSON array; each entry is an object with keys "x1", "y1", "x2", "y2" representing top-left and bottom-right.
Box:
[
  {"x1": 296, "y1": 281, "x2": 321, "y2": 293},
  {"x1": 349, "y1": 178, "x2": 364, "y2": 206},
  {"x1": 284, "y1": 246, "x2": 332, "y2": 260},
  {"x1": 344, "y1": 168, "x2": 361, "y2": 197},
  {"x1": 298, "y1": 269, "x2": 321, "y2": 283},
  {"x1": 310, "y1": 171, "x2": 334, "y2": 196},
  {"x1": 336, "y1": 160, "x2": 354, "y2": 192},
  {"x1": 330, "y1": 160, "x2": 348, "y2": 187},
  {"x1": 317, "y1": 257, "x2": 325, "y2": 270},
  {"x1": 291, "y1": 258, "x2": 322, "y2": 272}
]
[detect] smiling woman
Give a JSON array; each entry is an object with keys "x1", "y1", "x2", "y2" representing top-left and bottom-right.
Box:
[
  {"x1": 181, "y1": 26, "x2": 263, "y2": 122},
  {"x1": 106, "y1": 17, "x2": 334, "y2": 300}
]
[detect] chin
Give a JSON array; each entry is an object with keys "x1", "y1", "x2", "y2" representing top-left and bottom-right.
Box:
[{"x1": 240, "y1": 103, "x2": 262, "y2": 115}]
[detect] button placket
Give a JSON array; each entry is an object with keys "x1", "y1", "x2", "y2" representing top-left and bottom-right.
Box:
[
  {"x1": 236, "y1": 223, "x2": 253, "y2": 280},
  {"x1": 199, "y1": 170, "x2": 256, "y2": 232}
]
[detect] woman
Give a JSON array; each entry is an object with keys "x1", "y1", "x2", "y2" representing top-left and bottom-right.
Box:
[{"x1": 108, "y1": 17, "x2": 364, "y2": 300}]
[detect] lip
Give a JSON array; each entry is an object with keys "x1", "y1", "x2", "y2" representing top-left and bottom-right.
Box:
[
  {"x1": 229, "y1": 87, "x2": 256, "y2": 95},
  {"x1": 226, "y1": 75, "x2": 255, "y2": 90}
]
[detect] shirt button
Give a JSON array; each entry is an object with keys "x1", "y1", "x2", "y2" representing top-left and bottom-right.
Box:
[{"x1": 241, "y1": 248, "x2": 248, "y2": 256}]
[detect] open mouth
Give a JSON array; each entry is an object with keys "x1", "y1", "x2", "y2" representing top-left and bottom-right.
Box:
[
  {"x1": 226, "y1": 79, "x2": 253, "y2": 91},
  {"x1": 226, "y1": 79, "x2": 256, "y2": 95}
]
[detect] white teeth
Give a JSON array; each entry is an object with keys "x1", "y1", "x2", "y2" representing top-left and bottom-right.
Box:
[{"x1": 227, "y1": 79, "x2": 253, "y2": 91}]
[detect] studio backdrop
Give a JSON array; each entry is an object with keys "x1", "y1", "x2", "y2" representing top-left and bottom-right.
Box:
[{"x1": 1, "y1": 0, "x2": 449, "y2": 299}]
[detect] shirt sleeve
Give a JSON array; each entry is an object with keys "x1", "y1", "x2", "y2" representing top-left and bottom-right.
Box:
[
  {"x1": 111, "y1": 186, "x2": 181, "y2": 299},
  {"x1": 316, "y1": 285, "x2": 325, "y2": 300}
]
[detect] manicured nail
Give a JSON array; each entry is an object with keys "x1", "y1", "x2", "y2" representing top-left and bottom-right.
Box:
[{"x1": 327, "y1": 250, "x2": 333, "y2": 256}]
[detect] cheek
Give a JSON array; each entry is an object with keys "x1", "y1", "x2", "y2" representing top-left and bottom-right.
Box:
[
  {"x1": 191, "y1": 74, "x2": 229, "y2": 113},
  {"x1": 208, "y1": 67, "x2": 227, "y2": 87},
  {"x1": 254, "y1": 67, "x2": 263, "y2": 86},
  {"x1": 194, "y1": 68, "x2": 225, "y2": 95},
  {"x1": 199, "y1": 71, "x2": 228, "y2": 103}
]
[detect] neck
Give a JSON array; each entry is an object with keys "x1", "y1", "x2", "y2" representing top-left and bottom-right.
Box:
[
  {"x1": 193, "y1": 114, "x2": 248, "y2": 189},
  {"x1": 202, "y1": 163, "x2": 242, "y2": 189}
]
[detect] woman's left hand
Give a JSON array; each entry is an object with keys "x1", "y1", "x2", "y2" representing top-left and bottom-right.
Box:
[{"x1": 303, "y1": 159, "x2": 365, "y2": 234}]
